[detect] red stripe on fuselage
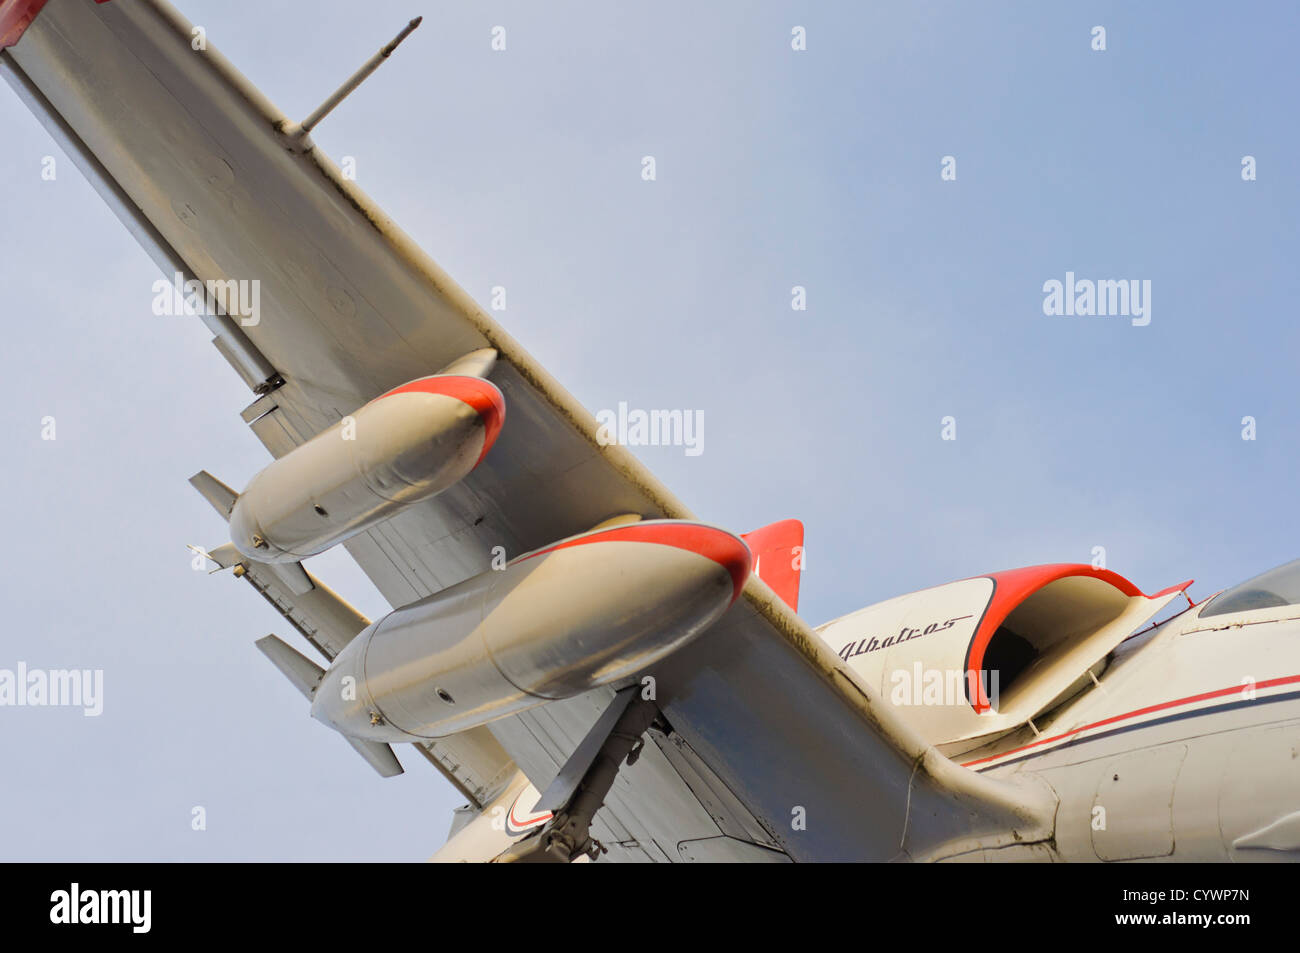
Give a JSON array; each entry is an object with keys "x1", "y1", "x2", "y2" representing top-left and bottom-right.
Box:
[
  {"x1": 961, "y1": 673, "x2": 1300, "y2": 769},
  {"x1": 506, "y1": 793, "x2": 551, "y2": 835}
]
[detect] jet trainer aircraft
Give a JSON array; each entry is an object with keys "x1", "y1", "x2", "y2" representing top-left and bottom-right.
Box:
[{"x1": 4, "y1": 0, "x2": 1298, "y2": 863}]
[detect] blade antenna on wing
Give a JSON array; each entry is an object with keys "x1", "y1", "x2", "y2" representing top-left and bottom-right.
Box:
[{"x1": 289, "y1": 17, "x2": 423, "y2": 139}]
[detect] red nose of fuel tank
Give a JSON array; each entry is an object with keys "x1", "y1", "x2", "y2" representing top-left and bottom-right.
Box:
[
  {"x1": 516, "y1": 520, "x2": 753, "y2": 605},
  {"x1": 374, "y1": 375, "x2": 505, "y2": 464}
]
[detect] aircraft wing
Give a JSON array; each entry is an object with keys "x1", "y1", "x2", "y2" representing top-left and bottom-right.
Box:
[{"x1": 1, "y1": 0, "x2": 1056, "y2": 861}]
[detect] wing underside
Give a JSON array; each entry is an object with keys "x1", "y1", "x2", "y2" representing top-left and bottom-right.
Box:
[{"x1": 2, "y1": 0, "x2": 1055, "y2": 860}]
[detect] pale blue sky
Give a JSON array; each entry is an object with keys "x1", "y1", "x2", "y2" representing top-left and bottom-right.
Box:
[{"x1": 1, "y1": 1, "x2": 1296, "y2": 859}]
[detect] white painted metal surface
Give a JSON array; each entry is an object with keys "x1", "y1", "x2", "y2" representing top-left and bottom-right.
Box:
[{"x1": 7, "y1": 0, "x2": 1298, "y2": 863}]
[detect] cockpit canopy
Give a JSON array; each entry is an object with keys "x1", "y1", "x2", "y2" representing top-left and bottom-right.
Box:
[{"x1": 1201, "y1": 558, "x2": 1300, "y2": 618}]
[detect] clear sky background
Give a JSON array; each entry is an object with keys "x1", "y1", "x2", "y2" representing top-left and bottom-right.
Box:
[{"x1": 1, "y1": 1, "x2": 1297, "y2": 860}]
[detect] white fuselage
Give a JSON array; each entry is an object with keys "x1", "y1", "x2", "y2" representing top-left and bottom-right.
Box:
[
  {"x1": 435, "y1": 566, "x2": 1300, "y2": 863},
  {"x1": 964, "y1": 598, "x2": 1300, "y2": 861}
]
